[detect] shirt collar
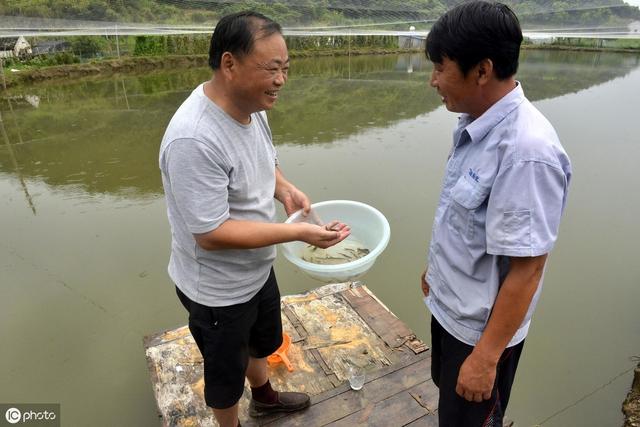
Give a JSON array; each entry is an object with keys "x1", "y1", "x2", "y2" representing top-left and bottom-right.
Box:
[{"x1": 459, "y1": 81, "x2": 525, "y2": 144}]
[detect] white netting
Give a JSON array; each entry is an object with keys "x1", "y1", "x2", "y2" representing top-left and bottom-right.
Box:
[{"x1": 0, "y1": 1, "x2": 639, "y2": 38}]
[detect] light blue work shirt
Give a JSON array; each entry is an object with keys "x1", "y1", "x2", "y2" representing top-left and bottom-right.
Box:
[{"x1": 425, "y1": 83, "x2": 572, "y2": 347}]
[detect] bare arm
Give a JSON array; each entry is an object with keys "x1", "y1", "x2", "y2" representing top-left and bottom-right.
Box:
[
  {"x1": 274, "y1": 166, "x2": 310, "y2": 216},
  {"x1": 456, "y1": 254, "x2": 547, "y2": 402},
  {"x1": 194, "y1": 167, "x2": 349, "y2": 250}
]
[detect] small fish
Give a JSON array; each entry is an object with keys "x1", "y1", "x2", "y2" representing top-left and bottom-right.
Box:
[{"x1": 301, "y1": 239, "x2": 370, "y2": 266}]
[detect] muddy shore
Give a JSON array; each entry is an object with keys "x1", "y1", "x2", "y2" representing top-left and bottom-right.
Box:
[
  {"x1": 2, "y1": 55, "x2": 207, "y2": 88},
  {"x1": 624, "y1": 364, "x2": 640, "y2": 427}
]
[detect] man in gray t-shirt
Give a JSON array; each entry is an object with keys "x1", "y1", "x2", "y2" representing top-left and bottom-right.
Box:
[{"x1": 159, "y1": 12, "x2": 349, "y2": 427}]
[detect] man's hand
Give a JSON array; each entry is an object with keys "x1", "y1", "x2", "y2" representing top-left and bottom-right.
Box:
[
  {"x1": 454, "y1": 254, "x2": 547, "y2": 402},
  {"x1": 278, "y1": 185, "x2": 311, "y2": 217},
  {"x1": 274, "y1": 168, "x2": 311, "y2": 216},
  {"x1": 420, "y1": 270, "x2": 430, "y2": 297},
  {"x1": 456, "y1": 351, "x2": 497, "y2": 402},
  {"x1": 273, "y1": 168, "x2": 350, "y2": 248},
  {"x1": 299, "y1": 220, "x2": 350, "y2": 249}
]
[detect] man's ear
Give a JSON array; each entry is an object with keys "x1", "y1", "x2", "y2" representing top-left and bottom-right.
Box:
[
  {"x1": 476, "y1": 58, "x2": 494, "y2": 85},
  {"x1": 219, "y1": 51, "x2": 236, "y2": 77}
]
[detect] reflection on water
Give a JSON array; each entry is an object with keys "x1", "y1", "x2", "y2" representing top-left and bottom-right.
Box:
[
  {"x1": 0, "y1": 50, "x2": 638, "y2": 201},
  {"x1": 1, "y1": 50, "x2": 640, "y2": 427},
  {"x1": 0, "y1": 109, "x2": 36, "y2": 214}
]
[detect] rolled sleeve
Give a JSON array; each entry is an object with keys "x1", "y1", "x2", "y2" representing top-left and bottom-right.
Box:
[
  {"x1": 486, "y1": 160, "x2": 568, "y2": 257},
  {"x1": 164, "y1": 138, "x2": 230, "y2": 234}
]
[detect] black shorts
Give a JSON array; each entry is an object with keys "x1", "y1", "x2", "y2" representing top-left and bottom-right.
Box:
[
  {"x1": 431, "y1": 316, "x2": 524, "y2": 427},
  {"x1": 175, "y1": 268, "x2": 283, "y2": 409}
]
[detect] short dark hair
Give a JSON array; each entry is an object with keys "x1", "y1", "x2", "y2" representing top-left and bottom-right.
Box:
[
  {"x1": 208, "y1": 11, "x2": 282, "y2": 70},
  {"x1": 425, "y1": 1, "x2": 523, "y2": 80}
]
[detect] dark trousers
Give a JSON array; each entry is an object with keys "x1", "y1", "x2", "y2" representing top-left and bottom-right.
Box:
[
  {"x1": 431, "y1": 316, "x2": 524, "y2": 427},
  {"x1": 175, "y1": 269, "x2": 283, "y2": 409}
]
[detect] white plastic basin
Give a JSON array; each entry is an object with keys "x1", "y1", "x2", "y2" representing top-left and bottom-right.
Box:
[{"x1": 281, "y1": 200, "x2": 390, "y2": 283}]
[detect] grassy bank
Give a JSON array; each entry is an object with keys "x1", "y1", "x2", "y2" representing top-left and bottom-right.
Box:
[
  {"x1": 523, "y1": 36, "x2": 640, "y2": 54},
  {"x1": 2, "y1": 34, "x2": 639, "y2": 88},
  {"x1": 522, "y1": 43, "x2": 640, "y2": 54},
  {"x1": 1, "y1": 55, "x2": 208, "y2": 87}
]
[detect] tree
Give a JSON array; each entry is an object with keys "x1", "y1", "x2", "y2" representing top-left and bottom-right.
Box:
[{"x1": 72, "y1": 36, "x2": 107, "y2": 58}]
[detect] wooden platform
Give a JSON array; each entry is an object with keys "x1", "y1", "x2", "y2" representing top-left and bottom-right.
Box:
[{"x1": 144, "y1": 282, "x2": 439, "y2": 426}]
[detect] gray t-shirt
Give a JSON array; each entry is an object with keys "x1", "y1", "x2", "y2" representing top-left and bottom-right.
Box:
[{"x1": 159, "y1": 83, "x2": 278, "y2": 307}]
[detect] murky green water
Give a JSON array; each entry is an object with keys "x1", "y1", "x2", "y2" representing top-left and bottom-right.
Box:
[{"x1": 1, "y1": 50, "x2": 639, "y2": 426}]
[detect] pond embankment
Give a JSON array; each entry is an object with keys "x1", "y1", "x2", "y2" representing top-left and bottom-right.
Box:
[
  {"x1": 2, "y1": 44, "x2": 639, "y2": 89},
  {"x1": 624, "y1": 364, "x2": 640, "y2": 427},
  {"x1": 522, "y1": 44, "x2": 640, "y2": 54},
  {"x1": 2, "y1": 55, "x2": 208, "y2": 88},
  {"x1": 1, "y1": 47, "x2": 421, "y2": 88}
]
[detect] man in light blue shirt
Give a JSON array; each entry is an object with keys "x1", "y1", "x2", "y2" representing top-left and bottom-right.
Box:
[{"x1": 421, "y1": 2, "x2": 572, "y2": 426}]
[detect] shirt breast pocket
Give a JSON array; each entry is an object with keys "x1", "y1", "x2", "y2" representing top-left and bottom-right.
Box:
[{"x1": 448, "y1": 176, "x2": 490, "y2": 239}]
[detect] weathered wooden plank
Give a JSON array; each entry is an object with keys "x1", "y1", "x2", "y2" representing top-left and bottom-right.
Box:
[
  {"x1": 144, "y1": 283, "x2": 436, "y2": 427},
  {"x1": 266, "y1": 286, "x2": 396, "y2": 397},
  {"x1": 264, "y1": 333, "x2": 337, "y2": 397},
  {"x1": 286, "y1": 291, "x2": 395, "y2": 380},
  {"x1": 281, "y1": 307, "x2": 306, "y2": 343},
  {"x1": 327, "y1": 380, "x2": 438, "y2": 427},
  {"x1": 263, "y1": 351, "x2": 432, "y2": 426},
  {"x1": 331, "y1": 379, "x2": 438, "y2": 426},
  {"x1": 142, "y1": 335, "x2": 165, "y2": 422},
  {"x1": 342, "y1": 286, "x2": 429, "y2": 354},
  {"x1": 402, "y1": 380, "x2": 440, "y2": 427},
  {"x1": 258, "y1": 351, "x2": 432, "y2": 426},
  {"x1": 144, "y1": 324, "x2": 192, "y2": 348},
  {"x1": 407, "y1": 380, "x2": 439, "y2": 416},
  {"x1": 342, "y1": 287, "x2": 421, "y2": 352},
  {"x1": 280, "y1": 306, "x2": 304, "y2": 343},
  {"x1": 405, "y1": 336, "x2": 430, "y2": 354},
  {"x1": 309, "y1": 347, "x2": 334, "y2": 376},
  {"x1": 144, "y1": 329, "x2": 216, "y2": 426},
  {"x1": 313, "y1": 281, "x2": 361, "y2": 298},
  {"x1": 403, "y1": 414, "x2": 439, "y2": 427}
]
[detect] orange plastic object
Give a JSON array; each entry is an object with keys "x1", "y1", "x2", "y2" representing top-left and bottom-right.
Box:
[{"x1": 267, "y1": 333, "x2": 293, "y2": 372}]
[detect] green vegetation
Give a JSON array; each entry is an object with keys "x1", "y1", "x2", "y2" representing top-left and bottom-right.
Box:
[
  {"x1": 287, "y1": 35, "x2": 398, "y2": 51},
  {"x1": 498, "y1": 0, "x2": 640, "y2": 27},
  {"x1": 1, "y1": 35, "x2": 111, "y2": 69},
  {"x1": 550, "y1": 37, "x2": 640, "y2": 50},
  {"x1": 1, "y1": 1, "x2": 638, "y2": 79},
  {"x1": 0, "y1": 0, "x2": 217, "y2": 24},
  {"x1": 72, "y1": 36, "x2": 108, "y2": 57},
  {"x1": 2, "y1": 52, "x2": 79, "y2": 69},
  {"x1": 133, "y1": 35, "x2": 210, "y2": 56},
  {"x1": 0, "y1": 33, "x2": 417, "y2": 85},
  {"x1": 1, "y1": 0, "x2": 638, "y2": 28}
]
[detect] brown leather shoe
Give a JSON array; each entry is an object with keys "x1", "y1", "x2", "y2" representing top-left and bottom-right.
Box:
[{"x1": 248, "y1": 391, "x2": 311, "y2": 417}]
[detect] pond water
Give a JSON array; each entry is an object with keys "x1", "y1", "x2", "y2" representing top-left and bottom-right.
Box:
[{"x1": 1, "y1": 50, "x2": 639, "y2": 426}]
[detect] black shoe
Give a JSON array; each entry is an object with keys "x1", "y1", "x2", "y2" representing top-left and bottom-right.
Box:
[{"x1": 248, "y1": 391, "x2": 311, "y2": 417}]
